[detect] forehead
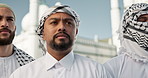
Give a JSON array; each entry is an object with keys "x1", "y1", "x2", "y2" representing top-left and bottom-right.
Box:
[
  {"x1": 47, "y1": 12, "x2": 75, "y2": 20},
  {"x1": 0, "y1": 7, "x2": 14, "y2": 18}
]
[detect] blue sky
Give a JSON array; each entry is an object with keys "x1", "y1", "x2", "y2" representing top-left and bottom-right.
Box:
[{"x1": 0, "y1": 0, "x2": 123, "y2": 39}]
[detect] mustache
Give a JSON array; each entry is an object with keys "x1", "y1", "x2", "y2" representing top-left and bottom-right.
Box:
[
  {"x1": 0, "y1": 28, "x2": 11, "y2": 33},
  {"x1": 53, "y1": 32, "x2": 70, "y2": 39}
]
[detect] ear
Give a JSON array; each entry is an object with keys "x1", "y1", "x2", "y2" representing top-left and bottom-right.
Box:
[
  {"x1": 75, "y1": 28, "x2": 78, "y2": 36},
  {"x1": 74, "y1": 28, "x2": 78, "y2": 40},
  {"x1": 14, "y1": 25, "x2": 16, "y2": 31}
]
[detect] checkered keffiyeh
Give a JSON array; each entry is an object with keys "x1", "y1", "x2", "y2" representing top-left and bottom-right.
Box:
[
  {"x1": 119, "y1": 3, "x2": 148, "y2": 51},
  {"x1": 118, "y1": 3, "x2": 148, "y2": 63},
  {"x1": 14, "y1": 45, "x2": 35, "y2": 66}
]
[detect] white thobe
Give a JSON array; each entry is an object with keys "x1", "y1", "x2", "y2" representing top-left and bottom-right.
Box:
[
  {"x1": 104, "y1": 39, "x2": 148, "y2": 78},
  {"x1": 0, "y1": 53, "x2": 19, "y2": 78},
  {"x1": 104, "y1": 54, "x2": 148, "y2": 78},
  {"x1": 10, "y1": 51, "x2": 110, "y2": 78}
]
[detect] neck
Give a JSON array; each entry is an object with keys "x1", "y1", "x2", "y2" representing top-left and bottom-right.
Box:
[
  {"x1": 0, "y1": 44, "x2": 13, "y2": 57},
  {"x1": 47, "y1": 46, "x2": 72, "y2": 61}
]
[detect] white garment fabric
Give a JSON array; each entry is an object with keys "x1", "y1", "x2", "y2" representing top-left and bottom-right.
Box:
[
  {"x1": 104, "y1": 39, "x2": 148, "y2": 78},
  {"x1": 119, "y1": 39, "x2": 148, "y2": 63},
  {"x1": 10, "y1": 51, "x2": 110, "y2": 78},
  {"x1": 104, "y1": 54, "x2": 148, "y2": 78},
  {"x1": 0, "y1": 52, "x2": 19, "y2": 78}
]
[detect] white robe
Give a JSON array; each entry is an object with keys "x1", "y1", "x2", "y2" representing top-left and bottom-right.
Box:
[
  {"x1": 104, "y1": 39, "x2": 148, "y2": 78},
  {"x1": 0, "y1": 53, "x2": 19, "y2": 78}
]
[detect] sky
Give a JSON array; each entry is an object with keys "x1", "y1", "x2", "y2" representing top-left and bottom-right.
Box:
[{"x1": 0, "y1": 0, "x2": 123, "y2": 40}]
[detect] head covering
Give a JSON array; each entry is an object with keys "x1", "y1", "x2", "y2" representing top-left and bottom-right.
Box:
[
  {"x1": 118, "y1": 3, "x2": 148, "y2": 63},
  {"x1": 0, "y1": 3, "x2": 15, "y2": 19},
  {"x1": 36, "y1": 3, "x2": 80, "y2": 38}
]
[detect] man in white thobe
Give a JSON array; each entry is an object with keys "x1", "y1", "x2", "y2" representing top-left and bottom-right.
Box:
[
  {"x1": 104, "y1": 3, "x2": 148, "y2": 78},
  {"x1": 10, "y1": 3, "x2": 111, "y2": 78}
]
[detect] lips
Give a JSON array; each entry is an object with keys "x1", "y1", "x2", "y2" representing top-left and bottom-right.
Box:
[
  {"x1": 56, "y1": 33, "x2": 68, "y2": 38},
  {"x1": 0, "y1": 29, "x2": 11, "y2": 34},
  {"x1": 1, "y1": 30, "x2": 9, "y2": 33},
  {"x1": 53, "y1": 32, "x2": 70, "y2": 41}
]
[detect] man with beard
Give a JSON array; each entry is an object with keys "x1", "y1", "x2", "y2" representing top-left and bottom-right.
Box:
[
  {"x1": 0, "y1": 3, "x2": 34, "y2": 78},
  {"x1": 9, "y1": 4, "x2": 111, "y2": 78},
  {"x1": 104, "y1": 3, "x2": 148, "y2": 78}
]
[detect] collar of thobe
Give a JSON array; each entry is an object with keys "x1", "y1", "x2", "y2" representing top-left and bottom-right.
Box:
[{"x1": 44, "y1": 51, "x2": 74, "y2": 70}]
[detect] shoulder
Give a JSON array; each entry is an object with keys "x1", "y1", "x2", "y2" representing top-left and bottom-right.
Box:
[
  {"x1": 74, "y1": 54, "x2": 98, "y2": 63},
  {"x1": 74, "y1": 54, "x2": 109, "y2": 77},
  {"x1": 13, "y1": 45, "x2": 35, "y2": 66},
  {"x1": 74, "y1": 54, "x2": 103, "y2": 68},
  {"x1": 20, "y1": 56, "x2": 44, "y2": 69},
  {"x1": 10, "y1": 56, "x2": 45, "y2": 77},
  {"x1": 103, "y1": 54, "x2": 128, "y2": 78},
  {"x1": 104, "y1": 54, "x2": 128, "y2": 66}
]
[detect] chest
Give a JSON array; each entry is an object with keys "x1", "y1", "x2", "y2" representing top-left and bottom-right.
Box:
[
  {"x1": 0, "y1": 56, "x2": 19, "y2": 78},
  {"x1": 118, "y1": 61, "x2": 148, "y2": 78}
]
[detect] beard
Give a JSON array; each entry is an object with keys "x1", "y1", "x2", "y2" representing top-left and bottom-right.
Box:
[
  {"x1": 0, "y1": 28, "x2": 15, "y2": 45},
  {"x1": 49, "y1": 32, "x2": 73, "y2": 51}
]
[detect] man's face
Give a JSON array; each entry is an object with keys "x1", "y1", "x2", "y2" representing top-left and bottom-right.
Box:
[
  {"x1": 43, "y1": 12, "x2": 78, "y2": 51},
  {"x1": 137, "y1": 14, "x2": 148, "y2": 22},
  {"x1": 0, "y1": 7, "x2": 16, "y2": 45}
]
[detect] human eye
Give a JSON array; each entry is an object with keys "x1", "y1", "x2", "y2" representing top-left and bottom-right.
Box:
[
  {"x1": 66, "y1": 21, "x2": 72, "y2": 25},
  {"x1": 137, "y1": 17, "x2": 147, "y2": 22},
  {"x1": 50, "y1": 21, "x2": 58, "y2": 25},
  {"x1": 65, "y1": 21, "x2": 75, "y2": 26},
  {"x1": 7, "y1": 17, "x2": 14, "y2": 22}
]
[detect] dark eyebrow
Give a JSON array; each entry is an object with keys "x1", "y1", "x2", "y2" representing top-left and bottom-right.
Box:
[
  {"x1": 48, "y1": 18, "x2": 74, "y2": 21},
  {"x1": 48, "y1": 18, "x2": 59, "y2": 21},
  {"x1": 64, "y1": 18, "x2": 74, "y2": 21},
  {"x1": 7, "y1": 16, "x2": 15, "y2": 19},
  {"x1": 0, "y1": 15, "x2": 15, "y2": 20}
]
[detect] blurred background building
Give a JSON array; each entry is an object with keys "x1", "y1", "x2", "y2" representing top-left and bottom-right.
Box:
[{"x1": 13, "y1": 0, "x2": 148, "y2": 63}]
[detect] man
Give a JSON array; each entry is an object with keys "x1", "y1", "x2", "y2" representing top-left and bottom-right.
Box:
[
  {"x1": 0, "y1": 3, "x2": 34, "y2": 78},
  {"x1": 9, "y1": 4, "x2": 111, "y2": 78},
  {"x1": 104, "y1": 3, "x2": 148, "y2": 78}
]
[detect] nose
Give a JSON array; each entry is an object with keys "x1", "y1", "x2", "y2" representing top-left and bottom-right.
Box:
[
  {"x1": 0, "y1": 19, "x2": 8, "y2": 28},
  {"x1": 58, "y1": 22, "x2": 66, "y2": 32}
]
